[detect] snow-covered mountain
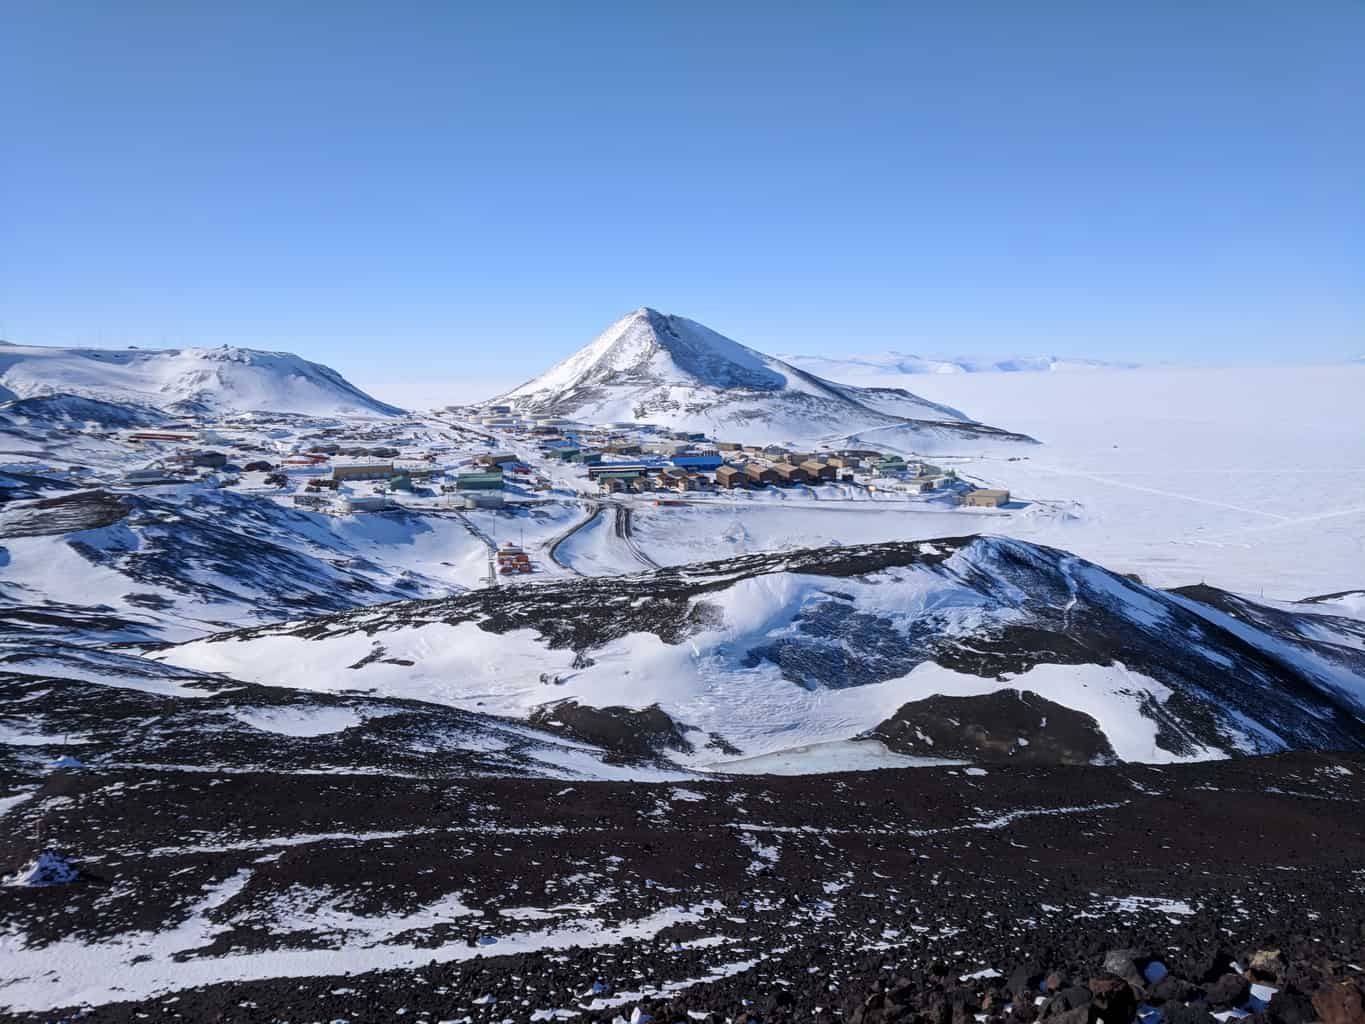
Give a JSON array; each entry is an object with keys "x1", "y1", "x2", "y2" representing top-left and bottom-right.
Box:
[
  {"x1": 491, "y1": 309, "x2": 1034, "y2": 447},
  {"x1": 159, "y1": 536, "x2": 1365, "y2": 770},
  {"x1": 0, "y1": 341, "x2": 404, "y2": 418},
  {"x1": 781, "y1": 351, "x2": 1138, "y2": 379}
]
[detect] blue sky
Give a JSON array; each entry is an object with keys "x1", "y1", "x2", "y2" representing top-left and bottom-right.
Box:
[{"x1": 2, "y1": 1, "x2": 1361, "y2": 403}]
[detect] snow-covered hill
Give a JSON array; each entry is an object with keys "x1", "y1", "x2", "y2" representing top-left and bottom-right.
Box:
[
  {"x1": 0, "y1": 489, "x2": 491, "y2": 644},
  {"x1": 159, "y1": 536, "x2": 1365, "y2": 770},
  {"x1": 0, "y1": 342, "x2": 404, "y2": 418},
  {"x1": 782, "y1": 351, "x2": 1138, "y2": 379},
  {"x1": 492, "y1": 309, "x2": 1034, "y2": 448}
]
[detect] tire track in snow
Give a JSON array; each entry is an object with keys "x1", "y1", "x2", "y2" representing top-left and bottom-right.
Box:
[
  {"x1": 546, "y1": 502, "x2": 600, "y2": 577},
  {"x1": 1022, "y1": 466, "x2": 1291, "y2": 521},
  {"x1": 451, "y1": 510, "x2": 499, "y2": 588},
  {"x1": 614, "y1": 504, "x2": 660, "y2": 569}
]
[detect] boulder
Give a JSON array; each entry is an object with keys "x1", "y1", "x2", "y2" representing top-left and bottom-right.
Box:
[
  {"x1": 1008, "y1": 963, "x2": 1046, "y2": 1000},
  {"x1": 1314, "y1": 982, "x2": 1365, "y2": 1024},
  {"x1": 1103, "y1": 951, "x2": 1147, "y2": 988},
  {"x1": 1088, "y1": 975, "x2": 1138, "y2": 1024},
  {"x1": 1041, "y1": 987, "x2": 1093, "y2": 1019},
  {"x1": 1046, "y1": 1008, "x2": 1090, "y2": 1024},
  {"x1": 1164, "y1": 1006, "x2": 1218, "y2": 1024},
  {"x1": 1268, "y1": 987, "x2": 1317, "y2": 1024},
  {"x1": 1197, "y1": 953, "x2": 1239, "y2": 985},
  {"x1": 1152, "y1": 976, "x2": 1202, "y2": 1005},
  {"x1": 923, "y1": 993, "x2": 952, "y2": 1024},
  {"x1": 1249, "y1": 951, "x2": 1288, "y2": 984},
  {"x1": 1206, "y1": 973, "x2": 1252, "y2": 1009}
]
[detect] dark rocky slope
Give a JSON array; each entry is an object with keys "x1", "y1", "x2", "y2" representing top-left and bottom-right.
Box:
[{"x1": 2, "y1": 751, "x2": 1362, "y2": 1022}]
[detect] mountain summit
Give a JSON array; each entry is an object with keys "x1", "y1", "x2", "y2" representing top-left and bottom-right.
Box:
[
  {"x1": 494, "y1": 308, "x2": 1032, "y2": 447},
  {"x1": 513, "y1": 307, "x2": 791, "y2": 394}
]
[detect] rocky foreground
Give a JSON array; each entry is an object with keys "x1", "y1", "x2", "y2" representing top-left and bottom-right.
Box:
[{"x1": 2, "y1": 753, "x2": 1363, "y2": 1024}]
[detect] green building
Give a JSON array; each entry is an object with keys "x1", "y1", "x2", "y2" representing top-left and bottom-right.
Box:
[
  {"x1": 875, "y1": 456, "x2": 908, "y2": 475},
  {"x1": 455, "y1": 471, "x2": 505, "y2": 491}
]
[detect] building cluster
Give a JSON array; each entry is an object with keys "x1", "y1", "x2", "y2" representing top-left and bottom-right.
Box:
[
  {"x1": 442, "y1": 407, "x2": 1012, "y2": 505},
  {"x1": 122, "y1": 447, "x2": 246, "y2": 487},
  {"x1": 495, "y1": 542, "x2": 534, "y2": 575},
  {"x1": 587, "y1": 445, "x2": 949, "y2": 495},
  {"x1": 107, "y1": 403, "x2": 1013, "y2": 517}
]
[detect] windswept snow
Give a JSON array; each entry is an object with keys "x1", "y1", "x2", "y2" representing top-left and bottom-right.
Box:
[
  {"x1": 704, "y1": 739, "x2": 965, "y2": 775},
  {"x1": 0, "y1": 880, "x2": 716, "y2": 1013},
  {"x1": 231, "y1": 705, "x2": 366, "y2": 737}
]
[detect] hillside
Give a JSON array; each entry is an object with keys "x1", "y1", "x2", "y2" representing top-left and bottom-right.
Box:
[
  {"x1": 0, "y1": 489, "x2": 490, "y2": 644},
  {"x1": 491, "y1": 308, "x2": 1034, "y2": 448},
  {"x1": 0, "y1": 341, "x2": 404, "y2": 418},
  {"x1": 158, "y1": 536, "x2": 1365, "y2": 770}
]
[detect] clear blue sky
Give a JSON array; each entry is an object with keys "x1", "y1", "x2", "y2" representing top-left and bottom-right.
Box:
[{"x1": 3, "y1": 1, "x2": 1361, "y2": 403}]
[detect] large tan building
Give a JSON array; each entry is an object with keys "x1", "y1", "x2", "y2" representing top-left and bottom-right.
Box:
[
  {"x1": 961, "y1": 488, "x2": 1010, "y2": 507},
  {"x1": 715, "y1": 465, "x2": 747, "y2": 488},
  {"x1": 744, "y1": 464, "x2": 780, "y2": 486},
  {"x1": 799, "y1": 459, "x2": 837, "y2": 481}
]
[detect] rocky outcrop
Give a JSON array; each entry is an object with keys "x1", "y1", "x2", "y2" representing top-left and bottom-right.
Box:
[
  {"x1": 528, "y1": 699, "x2": 694, "y2": 759},
  {"x1": 870, "y1": 689, "x2": 1117, "y2": 765}
]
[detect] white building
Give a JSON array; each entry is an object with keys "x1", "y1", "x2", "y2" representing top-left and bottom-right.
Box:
[
  {"x1": 346, "y1": 495, "x2": 394, "y2": 513},
  {"x1": 460, "y1": 492, "x2": 505, "y2": 509}
]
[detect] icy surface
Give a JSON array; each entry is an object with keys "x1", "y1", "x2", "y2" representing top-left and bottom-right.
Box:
[
  {"x1": 849, "y1": 363, "x2": 1365, "y2": 600},
  {"x1": 703, "y1": 739, "x2": 965, "y2": 775}
]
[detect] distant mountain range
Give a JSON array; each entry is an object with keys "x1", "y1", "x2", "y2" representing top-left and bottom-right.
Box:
[
  {"x1": 0, "y1": 341, "x2": 404, "y2": 419},
  {"x1": 491, "y1": 307, "x2": 1035, "y2": 448},
  {"x1": 780, "y1": 352, "x2": 1140, "y2": 378}
]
